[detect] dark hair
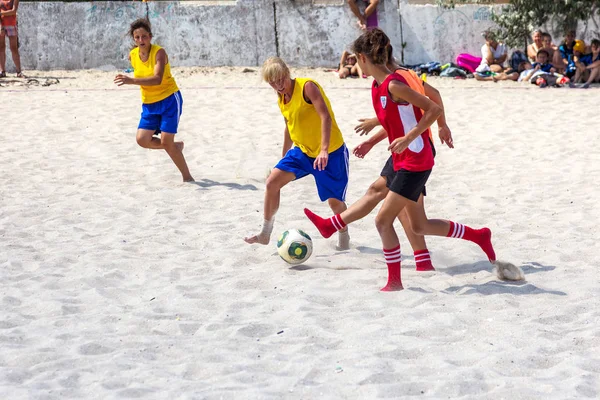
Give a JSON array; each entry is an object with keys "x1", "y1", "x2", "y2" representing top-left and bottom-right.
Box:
[
  {"x1": 387, "y1": 44, "x2": 393, "y2": 62},
  {"x1": 352, "y1": 28, "x2": 390, "y2": 65},
  {"x1": 128, "y1": 18, "x2": 152, "y2": 38},
  {"x1": 542, "y1": 32, "x2": 552, "y2": 39},
  {"x1": 536, "y1": 49, "x2": 550, "y2": 58},
  {"x1": 592, "y1": 39, "x2": 600, "y2": 47}
]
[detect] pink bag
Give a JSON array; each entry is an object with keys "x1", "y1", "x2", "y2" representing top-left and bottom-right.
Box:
[{"x1": 456, "y1": 53, "x2": 482, "y2": 73}]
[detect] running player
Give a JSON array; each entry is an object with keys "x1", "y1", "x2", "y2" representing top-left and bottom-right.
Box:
[
  {"x1": 325, "y1": 44, "x2": 454, "y2": 272},
  {"x1": 305, "y1": 29, "x2": 495, "y2": 291},
  {"x1": 114, "y1": 18, "x2": 194, "y2": 182},
  {"x1": 244, "y1": 57, "x2": 350, "y2": 250}
]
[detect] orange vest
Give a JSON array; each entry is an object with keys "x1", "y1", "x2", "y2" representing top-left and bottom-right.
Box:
[{"x1": 395, "y1": 68, "x2": 433, "y2": 140}]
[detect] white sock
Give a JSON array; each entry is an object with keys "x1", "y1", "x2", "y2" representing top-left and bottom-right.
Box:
[
  {"x1": 337, "y1": 228, "x2": 350, "y2": 250},
  {"x1": 260, "y1": 218, "x2": 274, "y2": 238}
]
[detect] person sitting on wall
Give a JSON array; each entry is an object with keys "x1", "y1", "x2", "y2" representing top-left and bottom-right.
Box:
[
  {"x1": 348, "y1": 0, "x2": 379, "y2": 31},
  {"x1": 337, "y1": 50, "x2": 364, "y2": 79}
]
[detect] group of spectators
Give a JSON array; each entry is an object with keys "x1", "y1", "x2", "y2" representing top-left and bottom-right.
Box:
[{"x1": 475, "y1": 29, "x2": 600, "y2": 88}]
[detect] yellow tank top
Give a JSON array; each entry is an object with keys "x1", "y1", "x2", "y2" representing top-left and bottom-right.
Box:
[
  {"x1": 278, "y1": 78, "x2": 344, "y2": 157},
  {"x1": 129, "y1": 44, "x2": 179, "y2": 104}
]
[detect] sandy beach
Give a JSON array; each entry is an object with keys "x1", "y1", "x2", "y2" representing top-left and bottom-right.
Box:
[{"x1": 1, "y1": 67, "x2": 599, "y2": 399}]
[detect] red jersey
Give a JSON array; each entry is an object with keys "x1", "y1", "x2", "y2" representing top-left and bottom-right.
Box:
[{"x1": 372, "y1": 73, "x2": 435, "y2": 172}]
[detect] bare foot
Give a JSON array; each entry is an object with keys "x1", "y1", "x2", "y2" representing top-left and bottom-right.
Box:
[
  {"x1": 244, "y1": 234, "x2": 270, "y2": 245},
  {"x1": 183, "y1": 176, "x2": 195, "y2": 182}
]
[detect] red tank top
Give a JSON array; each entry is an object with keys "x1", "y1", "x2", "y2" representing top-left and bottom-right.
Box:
[
  {"x1": 372, "y1": 73, "x2": 434, "y2": 172},
  {"x1": 0, "y1": 0, "x2": 16, "y2": 26}
]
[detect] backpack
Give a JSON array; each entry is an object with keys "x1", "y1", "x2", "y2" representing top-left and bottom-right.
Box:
[{"x1": 510, "y1": 50, "x2": 529, "y2": 71}]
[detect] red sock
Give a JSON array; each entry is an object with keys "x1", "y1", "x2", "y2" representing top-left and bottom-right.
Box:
[
  {"x1": 447, "y1": 221, "x2": 496, "y2": 262},
  {"x1": 304, "y1": 208, "x2": 346, "y2": 239},
  {"x1": 414, "y1": 249, "x2": 435, "y2": 271},
  {"x1": 381, "y1": 245, "x2": 403, "y2": 291}
]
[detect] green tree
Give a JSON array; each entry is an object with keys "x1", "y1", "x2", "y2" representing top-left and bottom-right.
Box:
[{"x1": 437, "y1": 0, "x2": 600, "y2": 48}]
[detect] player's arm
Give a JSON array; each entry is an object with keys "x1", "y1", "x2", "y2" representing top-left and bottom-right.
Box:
[
  {"x1": 387, "y1": 81, "x2": 441, "y2": 153},
  {"x1": 304, "y1": 82, "x2": 332, "y2": 171},
  {"x1": 0, "y1": 0, "x2": 18, "y2": 16},
  {"x1": 354, "y1": 117, "x2": 380, "y2": 135},
  {"x1": 114, "y1": 49, "x2": 166, "y2": 87},
  {"x1": 282, "y1": 119, "x2": 293, "y2": 158},
  {"x1": 424, "y1": 82, "x2": 453, "y2": 148}
]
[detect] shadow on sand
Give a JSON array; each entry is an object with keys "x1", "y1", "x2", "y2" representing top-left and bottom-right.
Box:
[{"x1": 190, "y1": 178, "x2": 257, "y2": 191}]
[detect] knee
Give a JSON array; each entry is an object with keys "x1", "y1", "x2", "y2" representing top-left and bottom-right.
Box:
[
  {"x1": 410, "y1": 220, "x2": 426, "y2": 236},
  {"x1": 367, "y1": 183, "x2": 387, "y2": 202},
  {"x1": 374, "y1": 215, "x2": 392, "y2": 234},
  {"x1": 265, "y1": 175, "x2": 282, "y2": 192},
  {"x1": 136, "y1": 134, "x2": 149, "y2": 147},
  {"x1": 9, "y1": 43, "x2": 18, "y2": 53}
]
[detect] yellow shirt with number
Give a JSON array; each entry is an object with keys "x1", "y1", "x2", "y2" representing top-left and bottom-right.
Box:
[
  {"x1": 129, "y1": 44, "x2": 179, "y2": 104},
  {"x1": 277, "y1": 78, "x2": 344, "y2": 157}
]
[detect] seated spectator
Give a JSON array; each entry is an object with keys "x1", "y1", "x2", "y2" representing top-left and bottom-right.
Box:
[
  {"x1": 475, "y1": 31, "x2": 516, "y2": 81},
  {"x1": 564, "y1": 39, "x2": 587, "y2": 78},
  {"x1": 348, "y1": 0, "x2": 379, "y2": 31},
  {"x1": 572, "y1": 39, "x2": 600, "y2": 88},
  {"x1": 517, "y1": 61, "x2": 569, "y2": 87},
  {"x1": 532, "y1": 50, "x2": 556, "y2": 73},
  {"x1": 542, "y1": 32, "x2": 563, "y2": 69},
  {"x1": 527, "y1": 30, "x2": 544, "y2": 62},
  {"x1": 558, "y1": 31, "x2": 577, "y2": 73},
  {"x1": 337, "y1": 50, "x2": 363, "y2": 79}
]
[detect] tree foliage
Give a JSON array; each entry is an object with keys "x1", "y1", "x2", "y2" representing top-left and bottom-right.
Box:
[{"x1": 437, "y1": 0, "x2": 600, "y2": 47}]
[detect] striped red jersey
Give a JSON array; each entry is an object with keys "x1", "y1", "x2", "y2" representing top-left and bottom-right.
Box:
[{"x1": 372, "y1": 73, "x2": 435, "y2": 172}]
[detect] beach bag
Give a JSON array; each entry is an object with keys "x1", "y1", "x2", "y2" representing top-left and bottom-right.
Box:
[
  {"x1": 456, "y1": 53, "x2": 482, "y2": 73},
  {"x1": 510, "y1": 50, "x2": 528, "y2": 71},
  {"x1": 440, "y1": 66, "x2": 467, "y2": 78}
]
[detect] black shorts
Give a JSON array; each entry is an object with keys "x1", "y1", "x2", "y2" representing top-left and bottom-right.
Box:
[
  {"x1": 386, "y1": 168, "x2": 431, "y2": 202},
  {"x1": 380, "y1": 138, "x2": 436, "y2": 198}
]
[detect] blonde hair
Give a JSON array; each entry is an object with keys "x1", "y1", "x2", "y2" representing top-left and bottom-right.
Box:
[{"x1": 262, "y1": 57, "x2": 290, "y2": 82}]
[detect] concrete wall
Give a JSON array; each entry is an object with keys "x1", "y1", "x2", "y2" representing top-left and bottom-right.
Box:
[
  {"x1": 398, "y1": 1, "x2": 500, "y2": 65},
  {"x1": 7, "y1": 0, "x2": 600, "y2": 72}
]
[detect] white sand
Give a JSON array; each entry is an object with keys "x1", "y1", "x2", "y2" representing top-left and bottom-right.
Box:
[{"x1": 1, "y1": 68, "x2": 600, "y2": 399}]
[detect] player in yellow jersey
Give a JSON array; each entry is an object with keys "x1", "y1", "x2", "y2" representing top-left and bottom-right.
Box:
[
  {"x1": 244, "y1": 57, "x2": 350, "y2": 250},
  {"x1": 114, "y1": 19, "x2": 193, "y2": 182}
]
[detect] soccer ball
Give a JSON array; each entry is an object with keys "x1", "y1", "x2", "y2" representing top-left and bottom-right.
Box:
[{"x1": 276, "y1": 229, "x2": 313, "y2": 265}]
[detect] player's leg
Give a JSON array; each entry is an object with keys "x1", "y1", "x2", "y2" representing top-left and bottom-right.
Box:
[
  {"x1": 245, "y1": 147, "x2": 307, "y2": 245},
  {"x1": 304, "y1": 156, "x2": 392, "y2": 238},
  {"x1": 397, "y1": 194, "x2": 434, "y2": 271},
  {"x1": 404, "y1": 200, "x2": 496, "y2": 262},
  {"x1": 0, "y1": 32, "x2": 6, "y2": 76},
  {"x1": 7, "y1": 34, "x2": 21, "y2": 76},
  {"x1": 244, "y1": 168, "x2": 296, "y2": 245},
  {"x1": 159, "y1": 132, "x2": 194, "y2": 182},
  {"x1": 375, "y1": 191, "x2": 408, "y2": 291}
]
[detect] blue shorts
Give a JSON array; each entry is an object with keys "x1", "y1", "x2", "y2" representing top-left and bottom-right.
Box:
[
  {"x1": 275, "y1": 144, "x2": 349, "y2": 202},
  {"x1": 138, "y1": 91, "x2": 183, "y2": 134}
]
